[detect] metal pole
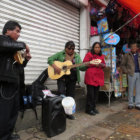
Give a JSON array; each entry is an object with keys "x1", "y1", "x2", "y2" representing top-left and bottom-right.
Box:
[
  {"x1": 110, "y1": 45, "x2": 113, "y2": 90},
  {"x1": 114, "y1": 13, "x2": 140, "y2": 34},
  {"x1": 103, "y1": 13, "x2": 140, "y2": 42},
  {"x1": 109, "y1": 45, "x2": 113, "y2": 107}
]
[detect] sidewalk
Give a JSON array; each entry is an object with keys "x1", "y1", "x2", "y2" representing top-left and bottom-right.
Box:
[{"x1": 16, "y1": 99, "x2": 140, "y2": 140}]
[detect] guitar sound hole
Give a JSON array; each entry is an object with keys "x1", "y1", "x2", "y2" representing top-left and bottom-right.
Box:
[{"x1": 62, "y1": 66, "x2": 67, "y2": 72}]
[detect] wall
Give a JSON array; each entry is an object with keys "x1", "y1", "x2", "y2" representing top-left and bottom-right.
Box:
[{"x1": 79, "y1": 5, "x2": 90, "y2": 87}]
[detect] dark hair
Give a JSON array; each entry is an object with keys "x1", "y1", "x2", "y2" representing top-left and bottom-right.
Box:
[
  {"x1": 2, "y1": 20, "x2": 22, "y2": 35},
  {"x1": 65, "y1": 41, "x2": 75, "y2": 48},
  {"x1": 129, "y1": 41, "x2": 138, "y2": 48},
  {"x1": 91, "y1": 42, "x2": 102, "y2": 55}
]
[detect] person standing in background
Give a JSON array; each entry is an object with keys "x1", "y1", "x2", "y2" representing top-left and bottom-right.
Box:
[{"x1": 121, "y1": 42, "x2": 140, "y2": 110}]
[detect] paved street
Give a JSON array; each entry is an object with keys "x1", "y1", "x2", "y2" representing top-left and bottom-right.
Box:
[
  {"x1": 16, "y1": 99, "x2": 140, "y2": 140},
  {"x1": 70, "y1": 106, "x2": 140, "y2": 140}
]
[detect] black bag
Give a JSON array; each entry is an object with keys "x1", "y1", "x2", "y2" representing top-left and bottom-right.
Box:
[{"x1": 21, "y1": 68, "x2": 49, "y2": 119}]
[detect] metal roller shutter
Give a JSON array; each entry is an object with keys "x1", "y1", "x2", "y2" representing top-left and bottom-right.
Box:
[
  {"x1": 0, "y1": 0, "x2": 80, "y2": 85},
  {"x1": 64, "y1": 0, "x2": 81, "y2": 8}
]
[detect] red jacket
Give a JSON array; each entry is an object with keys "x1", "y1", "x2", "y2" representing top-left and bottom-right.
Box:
[{"x1": 83, "y1": 52, "x2": 105, "y2": 86}]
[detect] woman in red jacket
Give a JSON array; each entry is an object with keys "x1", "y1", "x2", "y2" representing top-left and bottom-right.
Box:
[{"x1": 83, "y1": 42, "x2": 105, "y2": 115}]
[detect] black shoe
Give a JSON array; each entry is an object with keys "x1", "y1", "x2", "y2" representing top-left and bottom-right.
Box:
[
  {"x1": 10, "y1": 134, "x2": 20, "y2": 140},
  {"x1": 93, "y1": 108, "x2": 99, "y2": 114},
  {"x1": 85, "y1": 110, "x2": 96, "y2": 115},
  {"x1": 66, "y1": 115, "x2": 75, "y2": 120},
  {"x1": 128, "y1": 106, "x2": 134, "y2": 109},
  {"x1": 135, "y1": 106, "x2": 140, "y2": 110}
]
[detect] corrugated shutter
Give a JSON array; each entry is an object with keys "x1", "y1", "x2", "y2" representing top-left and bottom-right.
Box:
[
  {"x1": 64, "y1": 0, "x2": 81, "y2": 8},
  {"x1": 0, "y1": 0, "x2": 80, "y2": 85}
]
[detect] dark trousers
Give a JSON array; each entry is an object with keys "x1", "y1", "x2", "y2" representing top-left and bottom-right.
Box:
[
  {"x1": 86, "y1": 85, "x2": 99, "y2": 111},
  {"x1": 57, "y1": 79, "x2": 76, "y2": 98},
  {"x1": 19, "y1": 75, "x2": 25, "y2": 110},
  {"x1": 0, "y1": 82, "x2": 19, "y2": 140}
]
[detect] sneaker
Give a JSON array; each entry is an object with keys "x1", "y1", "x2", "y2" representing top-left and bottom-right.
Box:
[
  {"x1": 10, "y1": 134, "x2": 20, "y2": 140},
  {"x1": 93, "y1": 108, "x2": 99, "y2": 114},
  {"x1": 85, "y1": 110, "x2": 96, "y2": 115},
  {"x1": 135, "y1": 106, "x2": 140, "y2": 110},
  {"x1": 66, "y1": 115, "x2": 75, "y2": 120},
  {"x1": 128, "y1": 106, "x2": 134, "y2": 109}
]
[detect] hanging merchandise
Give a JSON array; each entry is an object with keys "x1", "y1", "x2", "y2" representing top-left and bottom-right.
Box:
[
  {"x1": 122, "y1": 74, "x2": 127, "y2": 87},
  {"x1": 101, "y1": 46, "x2": 116, "y2": 74},
  {"x1": 113, "y1": 70, "x2": 122, "y2": 98},
  {"x1": 113, "y1": 68, "x2": 127, "y2": 98},
  {"x1": 97, "y1": 17, "x2": 109, "y2": 33},
  {"x1": 103, "y1": 33, "x2": 120, "y2": 45},
  {"x1": 122, "y1": 44, "x2": 130, "y2": 53},
  {"x1": 96, "y1": 11, "x2": 104, "y2": 18},
  {"x1": 90, "y1": 8, "x2": 98, "y2": 16},
  {"x1": 128, "y1": 19, "x2": 139, "y2": 29},
  {"x1": 105, "y1": 0, "x2": 118, "y2": 15},
  {"x1": 90, "y1": 26, "x2": 98, "y2": 36}
]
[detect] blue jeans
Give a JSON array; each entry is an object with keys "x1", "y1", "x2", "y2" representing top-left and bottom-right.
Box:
[{"x1": 128, "y1": 73, "x2": 140, "y2": 107}]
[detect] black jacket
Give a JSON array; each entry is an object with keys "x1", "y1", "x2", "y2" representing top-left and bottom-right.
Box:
[{"x1": 0, "y1": 35, "x2": 26, "y2": 83}]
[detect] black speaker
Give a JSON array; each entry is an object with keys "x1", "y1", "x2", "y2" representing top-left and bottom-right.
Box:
[{"x1": 42, "y1": 96, "x2": 66, "y2": 137}]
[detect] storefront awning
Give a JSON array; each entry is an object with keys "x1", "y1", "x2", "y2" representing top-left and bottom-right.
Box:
[{"x1": 117, "y1": 0, "x2": 140, "y2": 15}]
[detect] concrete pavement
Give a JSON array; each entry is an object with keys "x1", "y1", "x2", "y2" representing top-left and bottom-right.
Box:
[{"x1": 15, "y1": 99, "x2": 140, "y2": 140}]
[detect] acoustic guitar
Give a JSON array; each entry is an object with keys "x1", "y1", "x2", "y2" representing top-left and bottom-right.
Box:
[
  {"x1": 14, "y1": 51, "x2": 25, "y2": 64},
  {"x1": 48, "y1": 59, "x2": 101, "y2": 80}
]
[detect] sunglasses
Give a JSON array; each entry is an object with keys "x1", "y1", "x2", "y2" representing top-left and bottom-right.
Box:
[{"x1": 67, "y1": 47, "x2": 75, "y2": 50}]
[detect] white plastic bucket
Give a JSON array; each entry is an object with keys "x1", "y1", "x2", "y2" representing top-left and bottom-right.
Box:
[{"x1": 62, "y1": 97, "x2": 76, "y2": 115}]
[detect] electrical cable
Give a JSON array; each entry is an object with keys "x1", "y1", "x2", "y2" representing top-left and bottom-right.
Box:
[{"x1": 0, "y1": 84, "x2": 17, "y2": 100}]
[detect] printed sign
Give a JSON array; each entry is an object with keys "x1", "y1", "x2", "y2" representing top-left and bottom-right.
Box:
[
  {"x1": 102, "y1": 46, "x2": 116, "y2": 73},
  {"x1": 122, "y1": 44, "x2": 130, "y2": 53},
  {"x1": 97, "y1": 17, "x2": 109, "y2": 33},
  {"x1": 103, "y1": 33, "x2": 120, "y2": 45}
]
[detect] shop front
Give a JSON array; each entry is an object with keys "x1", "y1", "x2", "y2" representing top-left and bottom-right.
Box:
[{"x1": 89, "y1": 0, "x2": 140, "y2": 103}]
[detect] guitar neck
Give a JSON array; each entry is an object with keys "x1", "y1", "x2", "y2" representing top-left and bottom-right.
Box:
[{"x1": 68, "y1": 61, "x2": 90, "y2": 69}]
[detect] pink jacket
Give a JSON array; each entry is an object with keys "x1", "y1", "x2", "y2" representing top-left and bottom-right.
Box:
[{"x1": 83, "y1": 52, "x2": 105, "y2": 86}]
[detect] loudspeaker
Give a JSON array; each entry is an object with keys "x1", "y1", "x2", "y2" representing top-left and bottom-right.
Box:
[{"x1": 42, "y1": 96, "x2": 66, "y2": 137}]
